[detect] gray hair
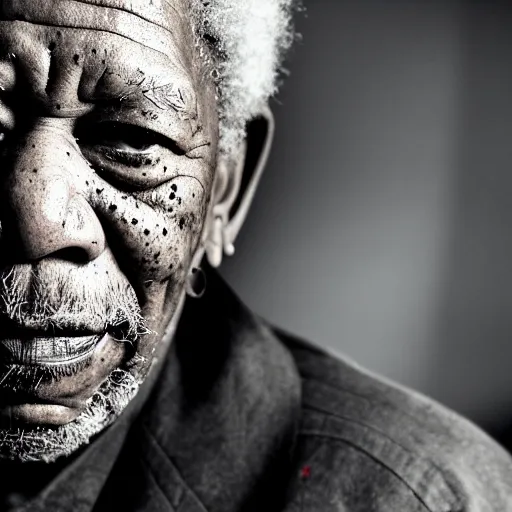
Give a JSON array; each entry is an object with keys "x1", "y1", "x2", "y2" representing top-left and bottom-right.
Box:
[{"x1": 192, "y1": 0, "x2": 298, "y2": 155}]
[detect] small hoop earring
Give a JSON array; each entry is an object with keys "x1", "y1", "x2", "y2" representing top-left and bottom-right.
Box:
[{"x1": 186, "y1": 267, "x2": 206, "y2": 299}]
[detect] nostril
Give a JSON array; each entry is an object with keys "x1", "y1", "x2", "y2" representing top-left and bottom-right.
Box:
[{"x1": 51, "y1": 247, "x2": 91, "y2": 264}]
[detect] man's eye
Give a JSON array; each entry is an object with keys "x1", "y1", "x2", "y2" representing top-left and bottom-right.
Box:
[
  {"x1": 75, "y1": 122, "x2": 159, "y2": 154},
  {"x1": 75, "y1": 122, "x2": 186, "y2": 172},
  {"x1": 74, "y1": 121, "x2": 188, "y2": 189}
]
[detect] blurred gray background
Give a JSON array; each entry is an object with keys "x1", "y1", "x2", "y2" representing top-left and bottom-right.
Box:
[{"x1": 220, "y1": 0, "x2": 512, "y2": 438}]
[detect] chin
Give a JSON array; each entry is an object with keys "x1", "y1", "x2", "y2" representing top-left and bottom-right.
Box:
[
  {"x1": 0, "y1": 332, "x2": 142, "y2": 463},
  {"x1": 0, "y1": 368, "x2": 139, "y2": 463}
]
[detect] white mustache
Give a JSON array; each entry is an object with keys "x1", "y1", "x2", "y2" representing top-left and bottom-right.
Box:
[{"x1": 0, "y1": 252, "x2": 148, "y2": 341}]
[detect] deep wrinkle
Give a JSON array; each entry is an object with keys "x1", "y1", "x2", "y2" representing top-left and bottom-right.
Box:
[
  {"x1": 66, "y1": 0, "x2": 184, "y2": 36},
  {"x1": 0, "y1": 2, "x2": 185, "y2": 61}
]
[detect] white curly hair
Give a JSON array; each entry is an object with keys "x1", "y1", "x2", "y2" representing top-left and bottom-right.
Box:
[{"x1": 191, "y1": 0, "x2": 298, "y2": 155}]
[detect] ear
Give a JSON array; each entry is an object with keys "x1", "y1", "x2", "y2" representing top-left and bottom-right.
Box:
[{"x1": 204, "y1": 106, "x2": 275, "y2": 268}]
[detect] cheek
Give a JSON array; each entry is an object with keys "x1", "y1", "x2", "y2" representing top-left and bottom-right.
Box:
[
  {"x1": 133, "y1": 176, "x2": 207, "y2": 282},
  {"x1": 87, "y1": 173, "x2": 208, "y2": 287}
]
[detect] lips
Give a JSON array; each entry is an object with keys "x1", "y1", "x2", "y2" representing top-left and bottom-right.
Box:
[
  {"x1": 0, "y1": 311, "x2": 137, "y2": 367},
  {"x1": 0, "y1": 331, "x2": 128, "y2": 426},
  {"x1": 0, "y1": 334, "x2": 105, "y2": 365}
]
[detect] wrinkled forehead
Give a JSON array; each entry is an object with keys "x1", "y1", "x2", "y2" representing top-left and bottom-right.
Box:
[
  {"x1": 0, "y1": 0, "x2": 199, "y2": 86},
  {"x1": 0, "y1": 0, "x2": 193, "y2": 56},
  {"x1": 0, "y1": 0, "x2": 206, "y2": 122}
]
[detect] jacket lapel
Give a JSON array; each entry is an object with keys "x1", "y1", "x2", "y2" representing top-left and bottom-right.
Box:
[{"x1": 97, "y1": 269, "x2": 301, "y2": 512}]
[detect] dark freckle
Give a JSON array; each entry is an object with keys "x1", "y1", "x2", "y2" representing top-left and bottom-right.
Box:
[
  {"x1": 163, "y1": 228, "x2": 168, "y2": 236},
  {"x1": 66, "y1": 152, "x2": 70, "y2": 157},
  {"x1": 56, "y1": 104, "x2": 61, "y2": 110},
  {"x1": 192, "y1": 193, "x2": 195, "y2": 198},
  {"x1": 168, "y1": 207, "x2": 173, "y2": 213},
  {"x1": 169, "y1": 263, "x2": 173, "y2": 269},
  {"x1": 102, "y1": 59, "x2": 106, "y2": 65},
  {"x1": 109, "y1": 204, "x2": 118, "y2": 212},
  {"x1": 92, "y1": 241, "x2": 97, "y2": 245},
  {"x1": 154, "y1": 252, "x2": 160, "y2": 259},
  {"x1": 178, "y1": 198, "x2": 182, "y2": 205},
  {"x1": 171, "y1": 184, "x2": 177, "y2": 192},
  {"x1": 96, "y1": 188, "x2": 104, "y2": 194},
  {"x1": 142, "y1": 173, "x2": 146, "y2": 177},
  {"x1": 169, "y1": 192, "x2": 176, "y2": 200},
  {"x1": 33, "y1": 168, "x2": 37, "y2": 173},
  {"x1": 131, "y1": 218, "x2": 138, "y2": 225},
  {"x1": 145, "y1": 242, "x2": 150, "y2": 247},
  {"x1": 62, "y1": 220, "x2": 66, "y2": 228},
  {"x1": 163, "y1": 166, "x2": 167, "y2": 172},
  {"x1": 29, "y1": 179, "x2": 32, "y2": 183},
  {"x1": 92, "y1": 48, "x2": 97, "y2": 54},
  {"x1": 48, "y1": 41, "x2": 56, "y2": 52},
  {"x1": 56, "y1": 31, "x2": 62, "y2": 37},
  {"x1": 121, "y1": 195, "x2": 128, "y2": 199},
  {"x1": 32, "y1": 144, "x2": 35, "y2": 148},
  {"x1": 136, "y1": 203, "x2": 139, "y2": 209},
  {"x1": 101, "y1": 358, "x2": 105, "y2": 362},
  {"x1": 86, "y1": 181, "x2": 89, "y2": 186},
  {"x1": 144, "y1": 229, "x2": 150, "y2": 236},
  {"x1": 179, "y1": 217, "x2": 185, "y2": 230},
  {"x1": 73, "y1": 54, "x2": 80, "y2": 64}
]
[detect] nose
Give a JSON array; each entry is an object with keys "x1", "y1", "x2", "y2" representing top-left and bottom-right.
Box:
[{"x1": 2, "y1": 120, "x2": 105, "y2": 262}]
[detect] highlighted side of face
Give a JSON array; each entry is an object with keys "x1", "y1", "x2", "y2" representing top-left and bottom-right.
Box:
[{"x1": 0, "y1": 0, "x2": 219, "y2": 461}]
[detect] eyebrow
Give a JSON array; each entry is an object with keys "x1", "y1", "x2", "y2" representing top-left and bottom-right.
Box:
[
  {"x1": 86, "y1": 67, "x2": 201, "y2": 147},
  {"x1": 0, "y1": 0, "x2": 186, "y2": 63}
]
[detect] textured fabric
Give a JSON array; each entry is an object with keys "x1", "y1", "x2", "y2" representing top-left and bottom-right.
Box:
[{"x1": 8, "y1": 269, "x2": 512, "y2": 511}]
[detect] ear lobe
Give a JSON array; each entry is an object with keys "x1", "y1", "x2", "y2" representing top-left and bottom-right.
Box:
[{"x1": 205, "y1": 106, "x2": 275, "y2": 268}]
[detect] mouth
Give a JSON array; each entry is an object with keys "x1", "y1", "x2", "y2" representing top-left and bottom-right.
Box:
[
  {"x1": 0, "y1": 330, "x2": 130, "y2": 426},
  {"x1": 0, "y1": 318, "x2": 135, "y2": 367},
  {"x1": 0, "y1": 333, "x2": 104, "y2": 366}
]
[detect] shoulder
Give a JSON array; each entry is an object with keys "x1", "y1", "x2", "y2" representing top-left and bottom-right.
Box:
[{"x1": 276, "y1": 329, "x2": 512, "y2": 512}]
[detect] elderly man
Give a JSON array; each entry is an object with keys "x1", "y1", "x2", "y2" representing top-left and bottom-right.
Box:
[{"x1": 0, "y1": 0, "x2": 510, "y2": 510}]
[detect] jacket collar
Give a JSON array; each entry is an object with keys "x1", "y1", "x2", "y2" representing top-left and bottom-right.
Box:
[{"x1": 136, "y1": 267, "x2": 302, "y2": 511}]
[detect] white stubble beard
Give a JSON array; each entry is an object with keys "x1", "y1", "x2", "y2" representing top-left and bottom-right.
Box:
[{"x1": 0, "y1": 367, "x2": 140, "y2": 463}]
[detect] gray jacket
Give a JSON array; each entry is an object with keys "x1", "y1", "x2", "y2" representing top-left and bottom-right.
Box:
[{"x1": 14, "y1": 270, "x2": 512, "y2": 511}]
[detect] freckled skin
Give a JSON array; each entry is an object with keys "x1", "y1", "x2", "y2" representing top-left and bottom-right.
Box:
[{"x1": 0, "y1": 0, "x2": 219, "y2": 425}]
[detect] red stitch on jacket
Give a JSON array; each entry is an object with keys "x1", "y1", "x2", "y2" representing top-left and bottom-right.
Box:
[{"x1": 300, "y1": 465, "x2": 311, "y2": 479}]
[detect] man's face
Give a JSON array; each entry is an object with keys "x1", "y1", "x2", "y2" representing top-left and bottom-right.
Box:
[{"x1": 0, "y1": 0, "x2": 219, "y2": 461}]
